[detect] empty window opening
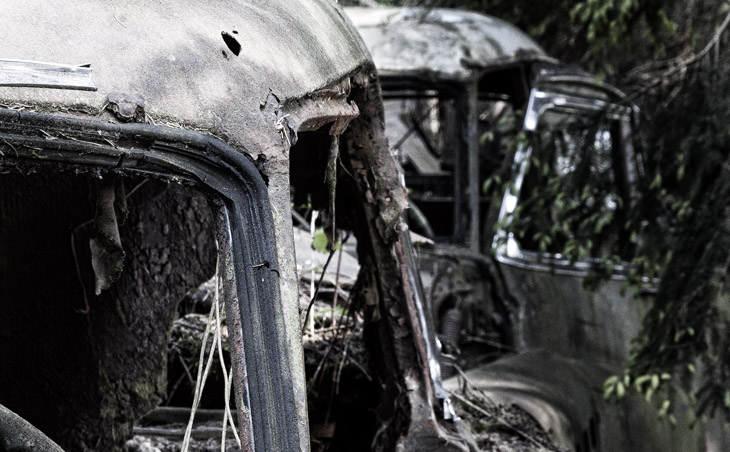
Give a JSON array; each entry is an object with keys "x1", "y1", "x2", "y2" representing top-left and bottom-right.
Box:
[
  {"x1": 289, "y1": 130, "x2": 378, "y2": 452},
  {"x1": 0, "y1": 165, "x2": 241, "y2": 451}
]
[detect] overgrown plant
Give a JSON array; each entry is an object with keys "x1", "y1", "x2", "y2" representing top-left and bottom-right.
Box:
[
  {"x1": 386, "y1": 0, "x2": 730, "y2": 426},
  {"x1": 614, "y1": 45, "x2": 730, "y2": 425}
]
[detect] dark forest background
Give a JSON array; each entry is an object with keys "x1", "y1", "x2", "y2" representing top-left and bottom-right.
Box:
[{"x1": 359, "y1": 0, "x2": 730, "y2": 425}]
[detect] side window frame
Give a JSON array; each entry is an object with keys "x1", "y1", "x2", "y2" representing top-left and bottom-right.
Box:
[
  {"x1": 0, "y1": 109, "x2": 301, "y2": 452},
  {"x1": 493, "y1": 85, "x2": 639, "y2": 278}
]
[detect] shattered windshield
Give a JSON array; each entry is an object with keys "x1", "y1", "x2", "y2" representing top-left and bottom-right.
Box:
[{"x1": 508, "y1": 107, "x2": 636, "y2": 262}]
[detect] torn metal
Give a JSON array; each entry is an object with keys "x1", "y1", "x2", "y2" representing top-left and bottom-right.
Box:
[
  {"x1": 279, "y1": 89, "x2": 360, "y2": 142},
  {"x1": 90, "y1": 175, "x2": 126, "y2": 295}
]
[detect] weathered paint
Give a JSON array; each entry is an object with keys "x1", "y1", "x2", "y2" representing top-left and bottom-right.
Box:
[
  {"x1": 0, "y1": 0, "x2": 370, "y2": 156},
  {"x1": 0, "y1": 2, "x2": 373, "y2": 450},
  {"x1": 345, "y1": 6, "x2": 553, "y2": 81}
]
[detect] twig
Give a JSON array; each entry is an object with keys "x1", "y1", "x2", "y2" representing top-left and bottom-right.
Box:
[
  {"x1": 310, "y1": 342, "x2": 334, "y2": 388},
  {"x1": 337, "y1": 154, "x2": 356, "y2": 182},
  {"x1": 346, "y1": 353, "x2": 372, "y2": 382},
  {"x1": 334, "y1": 339, "x2": 350, "y2": 395},
  {"x1": 1, "y1": 139, "x2": 18, "y2": 157},
  {"x1": 71, "y1": 219, "x2": 93, "y2": 314},
  {"x1": 291, "y1": 209, "x2": 309, "y2": 229},
  {"x1": 451, "y1": 364, "x2": 553, "y2": 450},
  {"x1": 631, "y1": 8, "x2": 730, "y2": 99},
  {"x1": 301, "y1": 249, "x2": 337, "y2": 335},
  {"x1": 125, "y1": 179, "x2": 148, "y2": 199},
  {"x1": 213, "y1": 273, "x2": 241, "y2": 449},
  {"x1": 309, "y1": 210, "x2": 319, "y2": 335},
  {"x1": 449, "y1": 391, "x2": 547, "y2": 450},
  {"x1": 165, "y1": 371, "x2": 187, "y2": 406},
  {"x1": 331, "y1": 242, "x2": 343, "y2": 330},
  {"x1": 178, "y1": 353, "x2": 195, "y2": 388},
  {"x1": 324, "y1": 337, "x2": 351, "y2": 426},
  {"x1": 181, "y1": 265, "x2": 219, "y2": 452},
  {"x1": 308, "y1": 293, "x2": 357, "y2": 388},
  {"x1": 453, "y1": 364, "x2": 496, "y2": 407},
  {"x1": 461, "y1": 335, "x2": 516, "y2": 351}
]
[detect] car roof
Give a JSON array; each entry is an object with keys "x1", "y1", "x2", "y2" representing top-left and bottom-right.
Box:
[
  {"x1": 345, "y1": 6, "x2": 549, "y2": 82},
  {"x1": 0, "y1": 0, "x2": 371, "y2": 153}
]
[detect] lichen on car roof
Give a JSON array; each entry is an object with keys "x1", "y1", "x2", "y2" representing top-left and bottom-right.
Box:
[
  {"x1": 0, "y1": 0, "x2": 371, "y2": 156},
  {"x1": 346, "y1": 6, "x2": 553, "y2": 81}
]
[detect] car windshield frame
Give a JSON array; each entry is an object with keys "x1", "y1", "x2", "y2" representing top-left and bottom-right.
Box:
[
  {"x1": 0, "y1": 108, "x2": 301, "y2": 452},
  {"x1": 493, "y1": 85, "x2": 639, "y2": 278}
]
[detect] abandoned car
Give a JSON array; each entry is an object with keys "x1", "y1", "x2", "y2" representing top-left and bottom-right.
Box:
[
  {"x1": 0, "y1": 1, "x2": 476, "y2": 451},
  {"x1": 346, "y1": 5, "x2": 728, "y2": 452}
]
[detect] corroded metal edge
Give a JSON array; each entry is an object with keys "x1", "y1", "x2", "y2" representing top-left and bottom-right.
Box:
[{"x1": 0, "y1": 59, "x2": 95, "y2": 91}]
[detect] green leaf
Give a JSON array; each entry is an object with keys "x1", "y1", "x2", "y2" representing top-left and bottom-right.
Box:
[
  {"x1": 604, "y1": 375, "x2": 619, "y2": 388},
  {"x1": 645, "y1": 388, "x2": 654, "y2": 403},
  {"x1": 569, "y1": 3, "x2": 585, "y2": 22},
  {"x1": 658, "y1": 399, "x2": 671, "y2": 417},
  {"x1": 651, "y1": 374, "x2": 660, "y2": 390},
  {"x1": 480, "y1": 131, "x2": 495, "y2": 145},
  {"x1": 482, "y1": 178, "x2": 493, "y2": 194},
  {"x1": 634, "y1": 374, "x2": 651, "y2": 390},
  {"x1": 312, "y1": 228, "x2": 329, "y2": 253}
]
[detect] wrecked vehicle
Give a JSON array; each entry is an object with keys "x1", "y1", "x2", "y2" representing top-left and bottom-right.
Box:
[
  {"x1": 0, "y1": 1, "x2": 473, "y2": 451},
  {"x1": 346, "y1": 6, "x2": 726, "y2": 452}
]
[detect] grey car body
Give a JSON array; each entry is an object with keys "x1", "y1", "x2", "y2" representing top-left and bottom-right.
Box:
[
  {"x1": 0, "y1": 1, "x2": 469, "y2": 451},
  {"x1": 347, "y1": 5, "x2": 721, "y2": 452}
]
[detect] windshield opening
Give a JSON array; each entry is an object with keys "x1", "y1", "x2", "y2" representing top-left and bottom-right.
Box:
[
  {"x1": 0, "y1": 164, "x2": 252, "y2": 449},
  {"x1": 509, "y1": 106, "x2": 636, "y2": 262}
]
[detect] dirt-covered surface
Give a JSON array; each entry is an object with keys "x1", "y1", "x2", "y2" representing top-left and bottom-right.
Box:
[
  {"x1": 455, "y1": 397, "x2": 566, "y2": 451},
  {"x1": 299, "y1": 267, "x2": 377, "y2": 452},
  {"x1": 125, "y1": 435, "x2": 240, "y2": 452},
  {"x1": 447, "y1": 372, "x2": 567, "y2": 452}
]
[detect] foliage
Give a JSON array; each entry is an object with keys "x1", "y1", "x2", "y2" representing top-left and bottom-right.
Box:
[
  {"x1": 619, "y1": 52, "x2": 730, "y2": 423},
  {"x1": 383, "y1": 0, "x2": 730, "y2": 425},
  {"x1": 492, "y1": 21, "x2": 730, "y2": 424},
  {"x1": 389, "y1": 0, "x2": 680, "y2": 76}
]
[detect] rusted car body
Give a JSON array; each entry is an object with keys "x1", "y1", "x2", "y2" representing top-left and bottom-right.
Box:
[
  {"x1": 0, "y1": 1, "x2": 468, "y2": 451},
  {"x1": 347, "y1": 5, "x2": 722, "y2": 452}
]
